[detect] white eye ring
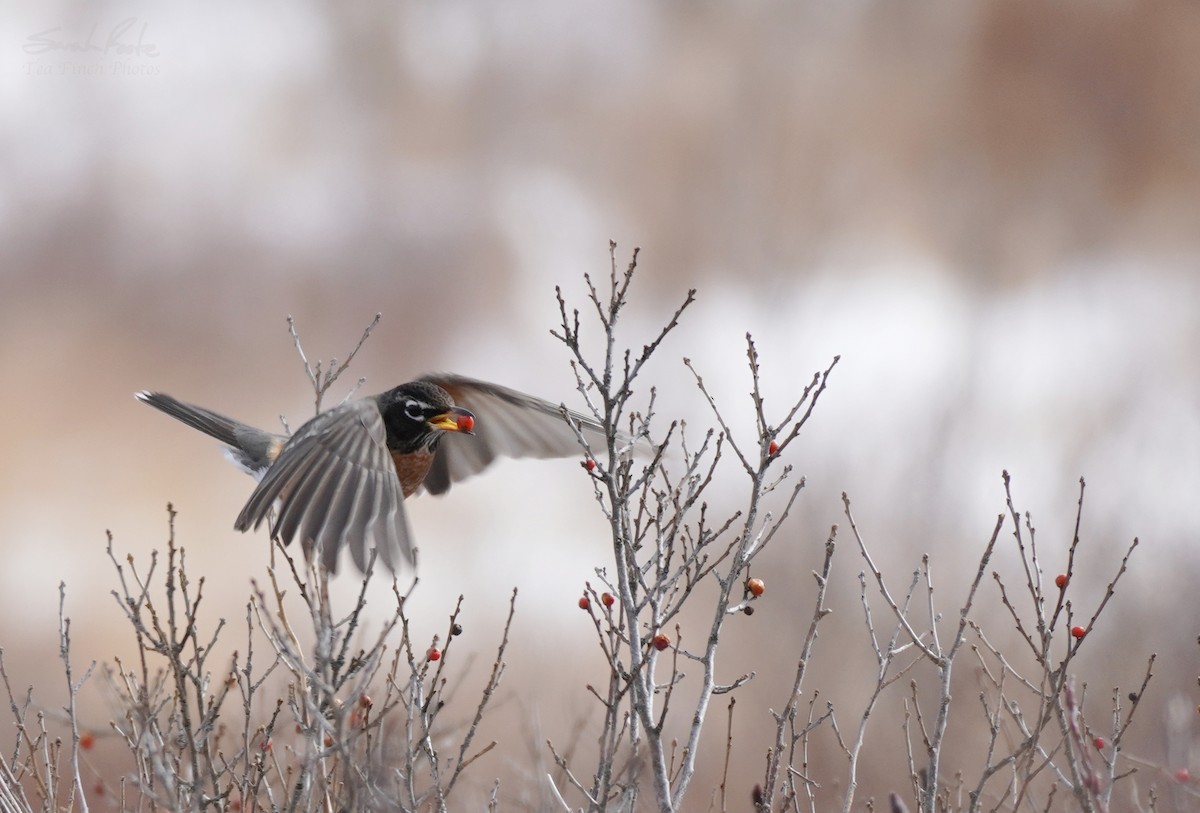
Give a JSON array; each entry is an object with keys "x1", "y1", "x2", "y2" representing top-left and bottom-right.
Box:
[{"x1": 404, "y1": 400, "x2": 424, "y2": 420}]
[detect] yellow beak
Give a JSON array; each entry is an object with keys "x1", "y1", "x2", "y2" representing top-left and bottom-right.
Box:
[{"x1": 429, "y1": 406, "x2": 476, "y2": 434}]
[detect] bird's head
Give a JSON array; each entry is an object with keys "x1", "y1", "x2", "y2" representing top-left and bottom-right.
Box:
[{"x1": 380, "y1": 381, "x2": 476, "y2": 453}]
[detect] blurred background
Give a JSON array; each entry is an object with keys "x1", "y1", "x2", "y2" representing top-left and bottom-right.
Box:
[{"x1": 3, "y1": 0, "x2": 1199, "y2": 808}]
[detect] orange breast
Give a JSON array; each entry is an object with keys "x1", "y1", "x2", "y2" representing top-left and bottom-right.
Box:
[{"x1": 391, "y1": 448, "x2": 435, "y2": 497}]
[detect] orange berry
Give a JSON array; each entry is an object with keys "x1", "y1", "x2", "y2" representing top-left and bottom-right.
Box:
[
  {"x1": 427, "y1": 647, "x2": 441, "y2": 662},
  {"x1": 601, "y1": 592, "x2": 615, "y2": 607},
  {"x1": 768, "y1": 440, "x2": 779, "y2": 456},
  {"x1": 79, "y1": 731, "x2": 95, "y2": 750},
  {"x1": 1055, "y1": 574, "x2": 1068, "y2": 589},
  {"x1": 578, "y1": 596, "x2": 590, "y2": 610},
  {"x1": 746, "y1": 577, "x2": 765, "y2": 597},
  {"x1": 652, "y1": 633, "x2": 670, "y2": 651},
  {"x1": 1071, "y1": 626, "x2": 1086, "y2": 639}
]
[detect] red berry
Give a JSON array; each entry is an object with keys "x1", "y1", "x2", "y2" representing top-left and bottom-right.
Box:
[
  {"x1": 324, "y1": 734, "x2": 334, "y2": 748},
  {"x1": 427, "y1": 647, "x2": 441, "y2": 662},
  {"x1": 1055, "y1": 574, "x2": 1068, "y2": 589},
  {"x1": 578, "y1": 596, "x2": 590, "y2": 610},
  {"x1": 768, "y1": 440, "x2": 779, "y2": 456},
  {"x1": 601, "y1": 592, "x2": 615, "y2": 607},
  {"x1": 1093, "y1": 736, "x2": 1105, "y2": 749},
  {"x1": 1176, "y1": 768, "x2": 1190, "y2": 783},
  {"x1": 584, "y1": 458, "x2": 596, "y2": 472},
  {"x1": 746, "y1": 577, "x2": 765, "y2": 597},
  {"x1": 79, "y1": 731, "x2": 95, "y2": 750},
  {"x1": 93, "y1": 781, "x2": 105, "y2": 797},
  {"x1": 457, "y1": 413, "x2": 475, "y2": 432},
  {"x1": 652, "y1": 633, "x2": 670, "y2": 651},
  {"x1": 358, "y1": 694, "x2": 373, "y2": 708},
  {"x1": 1071, "y1": 626, "x2": 1086, "y2": 639}
]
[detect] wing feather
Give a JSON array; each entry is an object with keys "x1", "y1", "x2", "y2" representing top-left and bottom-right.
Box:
[
  {"x1": 421, "y1": 374, "x2": 612, "y2": 496},
  {"x1": 233, "y1": 399, "x2": 411, "y2": 572}
]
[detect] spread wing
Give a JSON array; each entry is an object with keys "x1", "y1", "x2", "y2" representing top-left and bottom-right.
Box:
[
  {"x1": 419, "y1": 374, "x2": 610, "y2": 496},
  {"x1": 234, "y1": 398, "x2": 410, "y2": 573}
]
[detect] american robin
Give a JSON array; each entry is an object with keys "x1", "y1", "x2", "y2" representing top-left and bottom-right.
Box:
[{"x1": 136, "y1": 376, "x2": 607, "y2": 572}]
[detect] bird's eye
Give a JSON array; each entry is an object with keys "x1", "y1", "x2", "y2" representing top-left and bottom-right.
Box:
[{"x1": 404, "y1": 400, "x2": 424, "y2": 420}]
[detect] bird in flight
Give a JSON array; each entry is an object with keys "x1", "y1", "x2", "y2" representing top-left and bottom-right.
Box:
[{"x1": 137, "y1": 375, "x2": 607, "y2": 572}]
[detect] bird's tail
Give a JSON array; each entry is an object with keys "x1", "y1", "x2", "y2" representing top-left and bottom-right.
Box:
[
  {"x1": 136, "y1": 391, "x2": 247, "y2": 444},
  {"x1": 136, "y1": 391, "x2": 283, "y2": 474}
]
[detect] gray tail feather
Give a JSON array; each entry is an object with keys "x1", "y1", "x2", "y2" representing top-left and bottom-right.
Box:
[{"x1": 136, "y1": 390, "x2": 253, "y2": 447}]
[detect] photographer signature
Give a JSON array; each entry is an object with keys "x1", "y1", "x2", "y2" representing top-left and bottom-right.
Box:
[{"x1": 24, "y1": 17, "x2": 159, "y2": 58}]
